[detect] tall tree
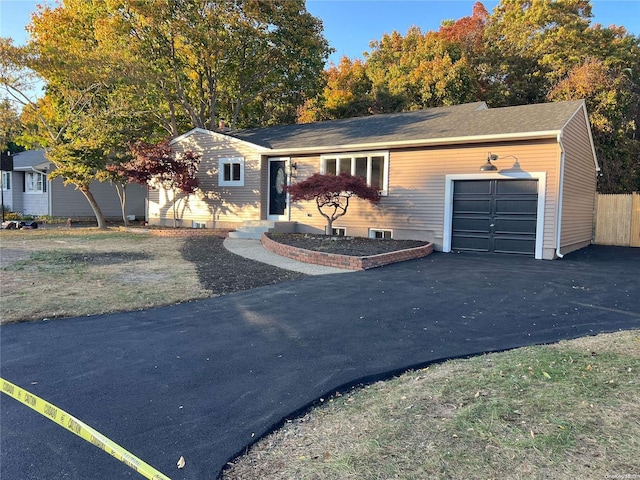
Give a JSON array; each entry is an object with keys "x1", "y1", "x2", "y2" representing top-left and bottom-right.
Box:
[
  {"x1": 484, "y1": 0, "x2": 640, "y2": 192},
  {"x1": 298, "y1": 56, "x2": 373, "y2": 122},
  {"x1": 483, "y1": 0, "x2": 608, "y2": 105},
  {"x1": 0, "y1": 99, "x2": 23, "y2": 153},
  {"x1": 548, "y1": 59, "x2": 640, "y2": 193},
  {"x1": 107, "y1": 0, "x2": 331, "y2": 131}
]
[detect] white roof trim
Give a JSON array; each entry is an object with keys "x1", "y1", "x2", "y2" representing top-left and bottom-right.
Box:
[
  {"x1": 170, "y1": 127, "x2": 271, "y2": 152},
  {"x1": 267, "y1": 130, "x2": 562, "y2": 155},
  {"x1": 14, "y1": 161, "x2": 51, "y2": 172}
]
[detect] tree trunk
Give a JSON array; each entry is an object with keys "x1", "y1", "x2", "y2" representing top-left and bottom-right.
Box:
[
  {"x1": 79, "y1": 185, "x2": 107, "y2": 229},
  {"x1": 325, "y1": 218, "x2": 333, "y2": 236},
  {"x1": 114, "y1": 183, "x2": 128, "y2": 227},
  {"x1": 172, "y1": 188, "x2": 178, "y2": 228}
]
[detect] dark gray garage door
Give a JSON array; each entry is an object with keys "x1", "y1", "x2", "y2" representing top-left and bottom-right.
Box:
[{"x1": 452, "y1": 179, "x2": 538, "y2": 255}]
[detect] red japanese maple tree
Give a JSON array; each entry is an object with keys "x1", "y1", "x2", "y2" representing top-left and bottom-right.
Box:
[
  {"x1": 287, "y1": 172, "x2": 380, "y2": 235},
  {"x1": 108, "y1": 140, "x2": 201, "y2": 227}
]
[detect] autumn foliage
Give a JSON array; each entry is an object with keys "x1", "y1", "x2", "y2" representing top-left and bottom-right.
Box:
[
  {"x1": 288, "y1": 173, "x2": 380, "y2": 235},
  {"x1": 111, "y1": 140, "x2": 201, "y2": 195},
  {"x1": 108, "y1": 140, "x2": 201, "y2": 227},
  {"x1": 296, "y1": 1, "x2": 640, "y2": 193}
]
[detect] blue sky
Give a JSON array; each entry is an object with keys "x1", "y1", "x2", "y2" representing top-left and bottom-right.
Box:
[{"x1": 1, "y1": 0, "x2": 639, "y2": 65}]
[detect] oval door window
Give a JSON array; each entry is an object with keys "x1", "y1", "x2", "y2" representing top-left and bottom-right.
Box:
[{"x1": 275, "y1": 166, "x2": 285, "y2": 194}]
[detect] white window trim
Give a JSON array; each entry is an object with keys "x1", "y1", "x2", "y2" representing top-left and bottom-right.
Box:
[
  {"x1": 320, "y1": 151, "x2": 390, "y2": 195},
  {"x1": 443, "y1": 172, "x2": 547, "y2": 259},
  {"x1": 218, "y1": 157, "x2": 245, "y2": 187},
  {"x1": 332, "y1": 227, "x2": 347, "y2": 236},
  {"x1": 369, "y1": 228, "x2": 393, "y2": 239},
  {"x1": 25, "y1": 172, "x2": 45, "y2": 194}
]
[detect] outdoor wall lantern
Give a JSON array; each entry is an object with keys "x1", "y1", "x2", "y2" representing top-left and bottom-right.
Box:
[
  {"x1": 289, "y1": 161, "x2": 298, "y2": 178},
  {"x1": 480, "y1": 153, "x2": 499, "y2": 171}
]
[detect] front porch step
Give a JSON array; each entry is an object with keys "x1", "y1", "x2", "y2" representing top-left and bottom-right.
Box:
[{"x1": 228, "y1": 220, "x2": 297, "y2": 240}]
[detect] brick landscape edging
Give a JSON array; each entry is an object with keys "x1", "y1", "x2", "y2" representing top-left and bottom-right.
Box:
[{"x1": 261, "y1": 233, "x2": 433, "y2": 270}]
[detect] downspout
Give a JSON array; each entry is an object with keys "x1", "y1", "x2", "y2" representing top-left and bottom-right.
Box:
[{"x1": 555, "y1": 134, "x2": 566, "y2": 258}]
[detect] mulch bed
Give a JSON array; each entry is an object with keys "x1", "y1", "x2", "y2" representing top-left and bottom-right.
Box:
[
  {"x1": 180, "y1": 234, "x2": 428, "y2": 294},
  {"x1": 181, "y1": 236, "x2": 307, "y2": 294},
  {"x1": 266, "y1": 233, "x2": 428, "y2": 256}
]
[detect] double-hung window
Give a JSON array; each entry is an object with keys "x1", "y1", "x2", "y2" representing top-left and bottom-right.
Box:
[
  {"x1": 25, "y1": 172, "x2": 45, "y2": 193},
  {"x1": 218, "y1": 157, "x2": 244, "y2": 187},
  {"x1": 321, "y1": 152, "x2": 389, "y2": 195}
]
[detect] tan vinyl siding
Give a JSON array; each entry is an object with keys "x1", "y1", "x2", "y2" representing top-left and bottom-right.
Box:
[
  {"x1": 151, "y1": 130, "x2": 263, "y2": 228},
  {"x1": 559, "y1": 108, "x2": 597, "y2": 253},
  {"x1": 289, "y1": 140, "x2": 560, "y2": 253}
]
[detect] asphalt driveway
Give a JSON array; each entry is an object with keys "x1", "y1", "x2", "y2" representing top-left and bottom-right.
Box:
[{"x1": 1, "y1": 246, "x2": 639, "y2": 480}]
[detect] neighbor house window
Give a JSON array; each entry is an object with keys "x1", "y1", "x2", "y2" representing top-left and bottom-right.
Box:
[
  {"x1": 218, "y1": 157, "x2": 244, "y2": 186},
  {"x1": 25, "y1": 172, "x2": 46, "y2": 193},
  {"x1": 1, "y1": 171, "x2": 10, "y2": 190},
  {"x1": 321, "y1": 152, "x2": 389, "y2": 195},
  {"x1": 369, "y1": 228, "x2": 392, "y2": 239},
  {"x1": 332, "y1": 227, "x2": 346, "y2": 237}
]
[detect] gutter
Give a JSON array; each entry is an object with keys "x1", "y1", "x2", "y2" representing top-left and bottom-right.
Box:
[{"x1": 555, "y1": 134, "x2": 566, "y2": 258}]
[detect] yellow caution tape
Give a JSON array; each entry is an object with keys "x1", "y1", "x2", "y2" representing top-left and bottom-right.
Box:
[{"x1": 1, "y1": 377, "x2": 172, "y2": 480}]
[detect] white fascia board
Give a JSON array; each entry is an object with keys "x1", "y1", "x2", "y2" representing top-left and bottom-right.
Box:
[
  {"x1": 170, "y1": 127, "x2": 271, "y2": 152},
  {"x1": 14, "y1": 162, "x2": 51, "y2": 172},
  {"x1": 267, "y1": 130, "x2": 561, "y2": 155}
]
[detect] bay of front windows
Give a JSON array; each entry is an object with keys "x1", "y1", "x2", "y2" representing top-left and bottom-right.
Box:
[{"x1": 321, "y1": 152, "x2": 389, "y2": 195}]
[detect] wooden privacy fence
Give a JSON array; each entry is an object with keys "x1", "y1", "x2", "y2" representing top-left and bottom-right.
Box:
[{"x1": 593, "y1": 192, "x2": 640, "y2": 247}]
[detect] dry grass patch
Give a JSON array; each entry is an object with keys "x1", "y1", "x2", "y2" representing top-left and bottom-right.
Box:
[
  {"x1": 223, "y1": 330, "x2": 640, "y2": 480},
  {"x1": 0, "y1": 229, "x2": 210, "y2": 323}
]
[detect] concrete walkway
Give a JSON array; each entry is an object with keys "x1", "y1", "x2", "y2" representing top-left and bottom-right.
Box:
[{"x1": 223, "y1": 237, "x2": 351, "y2": 275}]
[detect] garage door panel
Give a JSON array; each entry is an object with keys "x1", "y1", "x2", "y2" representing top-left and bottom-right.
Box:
[
  {"x1": 453, "y1": 199, "x2": 492, "y2": 213},
  {"x1": 494, "y1": 237, "x2": 536, "y2": 255},
  {"x1": 452, "y1": 234, "x2": 490, "y2": 252},
  {"x1": 495, "y1": 198, "x2": 538, "y2": 214},
  {"x1": 454, "y1": 180, "x2": 492, "y2": 194},
  {"x1": 496, "y1": 180, "x2": 538, "y2": 194},
  {"x1": 453, "y1": 216, "x2": 491, "y2": 233},
  {"x1": 494, "y1": 217, "x2": 537, "y2": 235}
]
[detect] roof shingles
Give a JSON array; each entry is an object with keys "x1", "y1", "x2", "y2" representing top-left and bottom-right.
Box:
[{"x1": 229, "y1": 100, "x2": 584, "y2": 151}]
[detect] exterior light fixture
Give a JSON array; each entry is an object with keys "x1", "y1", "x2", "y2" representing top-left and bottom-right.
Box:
[
  {"x1": 289, "y1": 161, "x2": 298, "y2": 178},
  {"x1": 480, "y1": 153, "x2": 499, "y2": 171}
]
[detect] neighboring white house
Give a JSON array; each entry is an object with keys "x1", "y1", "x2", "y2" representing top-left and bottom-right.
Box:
[{"x1": 1, "y1": 149, "x2": 147, "y2": 219}]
